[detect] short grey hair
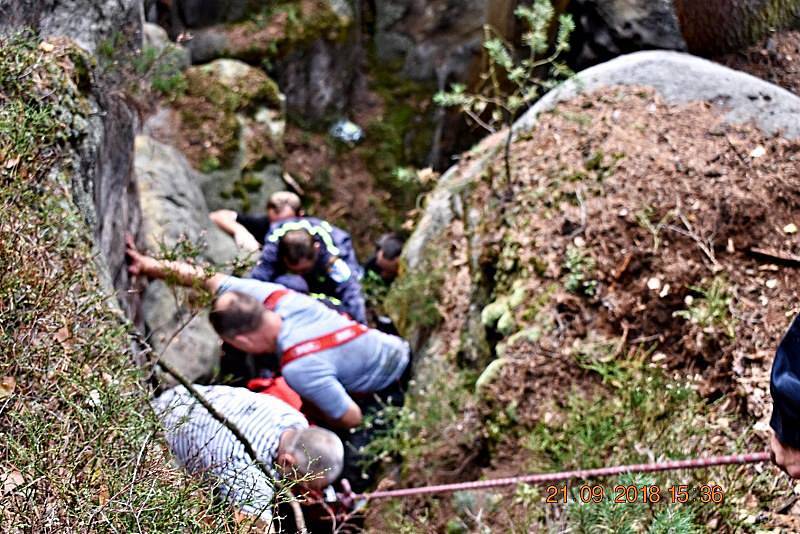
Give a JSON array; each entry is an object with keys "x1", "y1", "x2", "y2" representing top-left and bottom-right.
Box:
[{"x1": 285, "y1": 427, "x2": 344, "y2": 484}]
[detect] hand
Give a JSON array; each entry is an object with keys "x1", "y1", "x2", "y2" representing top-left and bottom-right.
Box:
[
  {"x1": 125, "y1": 235, "x2": 158, "y2": 278},
  {"x1": 771, "y1": 432, "x2": 800, "y2": 478},
  {"x1": 234, "y1": 229, "x2": 260, "y2": 252}
]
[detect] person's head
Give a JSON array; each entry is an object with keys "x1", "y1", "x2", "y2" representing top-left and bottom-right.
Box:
[
  {"x1": 279, "y1": 229, "x2": 319, "y2": 274},
  {"x1": 209, "y1": 291, "x2": 277, "y2": 354},
  {"x1": 277, "y1": 426, "x2": 345, "y2": 490},
  {"x1": 266, "y1": 191, "x2": 302, "y2": 222},
  {"x1": 375, "y1": 233, "x2": 404, "y2": 281}
]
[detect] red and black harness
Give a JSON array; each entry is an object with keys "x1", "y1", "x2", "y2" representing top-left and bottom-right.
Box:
[{"x1": 263, "y1": 289, "x2": 369, "y2": 369}]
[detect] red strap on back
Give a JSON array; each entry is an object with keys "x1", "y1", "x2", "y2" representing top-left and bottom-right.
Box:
[
  {"x1": 263, "y1": 288, "x2": 291, "y2": 310},
  {"x1": 247, "y1": 377, "x2": 303, "y2": 411},
  {"x1": 281, "y1": 323, "x2": 369, "y2": 368}
]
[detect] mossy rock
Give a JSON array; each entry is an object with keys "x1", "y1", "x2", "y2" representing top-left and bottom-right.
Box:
[
  {"x1": 173, "y1": 59, "x2": 284, "y2": 171},
  {"x1": 200, "y1": 0, "x2": 353, "y2": 63},
  {"x1": 185, "y1": 59, "x2": 282, "y2": 111}
]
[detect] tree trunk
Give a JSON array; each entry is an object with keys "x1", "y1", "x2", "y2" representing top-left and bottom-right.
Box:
[{"x1": 674, "y1": 0, "x2": 800, "y2": 55}]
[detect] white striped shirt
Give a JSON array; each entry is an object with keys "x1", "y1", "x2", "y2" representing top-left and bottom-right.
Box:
[{"x1": 152, "y1": 385, "x2": 307, "y2": 520}]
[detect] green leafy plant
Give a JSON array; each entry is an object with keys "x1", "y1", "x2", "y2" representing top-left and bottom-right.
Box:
[
  {"x1": 674, "y1": 277, "x2": 736, "y2": 339},
  {"x1": 384, "y1": 257, "x2": 445, "y2": 335},
  {"x1": 434, "y1": 1, "x2": 574, "y2": 183},
  {"x1": 564, "y1": 246, "x2": 598, "y2": 296}
]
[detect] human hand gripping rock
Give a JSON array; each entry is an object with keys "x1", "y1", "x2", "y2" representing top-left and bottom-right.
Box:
[
  {"x1": 771, "y1": 432, "x2": 800, "y2": 478},
  {"x1": 125, "y1": 235, "x2": 160, "y2": 278}
]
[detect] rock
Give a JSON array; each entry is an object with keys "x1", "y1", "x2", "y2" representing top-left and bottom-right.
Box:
[
  {"x1": 417, "y1": 51, "x2": 800, "y2": 267},
  {"x1": 142, "y1": 22, "x2": 190, "y2": 79},
  {"x1": 135, "y1": 135, "x2": 240, "y2": 382},
  {"x1": 0, "y1": 0, "x2": 145, "y2": 316},
  {"x1": 182, "y1": 0, "x2": 359, "y2": 123},
  {"x1": 372, "y1": 0, "x2": 486, "y2": 83},
  {"x1": 675, "y1": 0, "x2": 800, "y2": 55},
  {"x1": 516, "y1": 51, "x2": 800, "y2": 139},
  {"x1": 0, "y1": 0, "x2": 143, "y2": 56},
  {"x1": 184, "y1": 27, "x2": 229, "y2": 64},
  {"x1": 568, "y1": 0, "x2": 686, "y2": 68},
  {"x1": 167, "y1": 59, "x2": 287, "y2": 213},
  {"x1": 199, "y1": 163, "x2": 286, "y2": 214},
  {"x1": 176, "y1": 0, "x2": 254, "y2": 28},
  {"x1": 277, "y1": 37, "x2": 363, "y2": 123},
  {"x1": 404, "y1": 50, "x2": 800, "y2": 367}
]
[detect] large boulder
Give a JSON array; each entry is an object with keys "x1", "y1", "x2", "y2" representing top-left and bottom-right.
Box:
[
  {"x1": 183, "y1": 0, "x2": 357, "y2": 123},
  {"x1": 515, "y1": 50, "x2": 800, "y2": 138},
  {"x1": 135, "y1": 135, "x2": 241, "y2": 382},
  {"x1": 405, "y1": 50, "x2": 800, "y2": 358},
  {"x1": 168, "y1": 59, "x2": 288, "y2": 213}
]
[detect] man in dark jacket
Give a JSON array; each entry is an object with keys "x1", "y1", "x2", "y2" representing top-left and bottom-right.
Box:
[
  {"x1": 363, "y1": 233, "x2": 404, "y2": 284},
  {"x1": 771, "y1": 314, "x2": 800, "y2": 478},
  {"x1": 249, "y1": 217, "x2": 366, "y2": 324}
]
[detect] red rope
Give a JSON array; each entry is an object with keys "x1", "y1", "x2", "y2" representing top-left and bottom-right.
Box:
[{"x1": 360, "y1": 451, "x2": 771, "y2": 500}]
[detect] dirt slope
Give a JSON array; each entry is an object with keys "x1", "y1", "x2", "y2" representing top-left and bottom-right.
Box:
[{"x1": 370, "y1": 86, "x2": 800, "y2": 532}]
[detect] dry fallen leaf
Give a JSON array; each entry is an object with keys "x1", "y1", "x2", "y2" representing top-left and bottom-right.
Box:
[
  {"x1": 0, "y1": 377, "x2": 16, "y2": 399},
  {"x1": 98, "y1": 484, "x2": 110, "y2": 506},
  {"x1": 0, "y1": 470, "x2": 24, "y2": 495}
]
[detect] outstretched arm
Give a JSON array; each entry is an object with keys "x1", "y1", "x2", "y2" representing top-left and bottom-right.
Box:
[
  {"x1": 126, "y1": 235, "x2": 227, "y2": 294},
  {"x1": 209, "y1": 210, "x2": 260, "y2": 252}
]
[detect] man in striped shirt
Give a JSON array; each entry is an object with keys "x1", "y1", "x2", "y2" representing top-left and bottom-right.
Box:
[{"x1": 153, "y1": 385, "x2": 344, "y2": 524}]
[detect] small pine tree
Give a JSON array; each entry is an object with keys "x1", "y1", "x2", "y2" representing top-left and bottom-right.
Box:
[{"x1": 434, "y1": 0, "x2": 575, "y2": 185}]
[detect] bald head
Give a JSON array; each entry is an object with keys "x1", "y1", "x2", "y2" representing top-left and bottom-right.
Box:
[
  {"x1": 267, "y1": 191, "x2": 302, "y2": 221},
  {"x1": 280, "y1": 426, "x2": 344, "y2": 488}
]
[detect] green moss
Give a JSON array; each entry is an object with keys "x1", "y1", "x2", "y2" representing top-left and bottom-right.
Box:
[
  {"x1": 481, "y1": 299, "x2": 509, "y2": 328},
  {"x1": 385, "y1": 255, "x2": 445, "y2": 336},
  {"x1": 199, "y1": 156, "x2": 221, "y2": 173},
  {"x1": 227, "y1": 0, "x2": 351, "y2": 62},
  {"x1": 175, "y1": 62, "x2": 281, "y2": 171}
]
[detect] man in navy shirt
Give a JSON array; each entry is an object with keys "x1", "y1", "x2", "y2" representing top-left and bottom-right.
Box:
[
  {"x1": 771, "y1": 314, "x2": 800, "y2": 478},
  {"x1": 250, "y1": 217, "x2": 366, "y2": 324}
]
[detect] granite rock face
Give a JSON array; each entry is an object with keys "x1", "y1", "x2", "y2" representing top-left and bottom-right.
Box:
[
  {"x1": 568, "y1": 0, "x2": 687, "y2": 67},
  {"x1": 372, "y1": 0, "x2": 486, "y2": 84},
  {"x1": 0, "y1": 0, "x2": 144, "y2": 314},
  {"x1": 135, "y1": 135, "x2": 241, "y2": 382}
]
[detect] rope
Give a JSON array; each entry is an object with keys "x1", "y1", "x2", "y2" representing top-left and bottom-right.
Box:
[{"x1": 360, "y1": 451, "x2": 771, "y2": 500}]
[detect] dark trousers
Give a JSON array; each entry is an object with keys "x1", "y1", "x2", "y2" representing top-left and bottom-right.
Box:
[{"x1": 338, "y1": 353, "x2": 413, "y2": 493}]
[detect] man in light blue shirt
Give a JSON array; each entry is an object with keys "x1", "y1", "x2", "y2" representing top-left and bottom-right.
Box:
[{"x1": 128, "y1": 239, "x2": 410, "y2": 429}]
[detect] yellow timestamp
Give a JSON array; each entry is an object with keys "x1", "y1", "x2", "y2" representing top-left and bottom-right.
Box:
[{"x1": 545, "y1": 484, "x2": 725, "y2": 504}]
